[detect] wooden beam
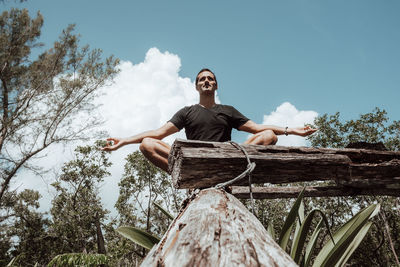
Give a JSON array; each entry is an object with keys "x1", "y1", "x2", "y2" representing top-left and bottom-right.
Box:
[
  {"x1": 141, "y1": 188, "x2": 297, "y2": 266},
  {"x1": 231, "y1": 186, "x2": 400, "y2": 199},
  {"x1": 168, "y1": 139, "x2": 400, "y2": 189}
]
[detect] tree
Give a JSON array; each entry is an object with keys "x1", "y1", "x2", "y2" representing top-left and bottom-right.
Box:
[
  {"x1": 0, "y1": 189, "x2": 52, "y2": 266},
  {"x1": 49, "y1": 142, "x2": 111, "y2": 258},
  {"x1": 0, "y1": 8, "x2": 119, "y2": 203},
  {"x1": 306, "y1": 107, "x2": 400, "y2": 266},
  {"x1": 115, "y1": 151, "x2": 181, "y2": 230},
  {"x1": 106, "y1": 151, "x2": 183, "y2": 264},
  {"x1": 309, "y1": 107, "x2": 400, "y2": 151}
]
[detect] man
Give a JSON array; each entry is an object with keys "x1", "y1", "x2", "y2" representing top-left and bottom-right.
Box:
[{"x1": 102, "y1": 69, "x2": 317, "y2": 172}]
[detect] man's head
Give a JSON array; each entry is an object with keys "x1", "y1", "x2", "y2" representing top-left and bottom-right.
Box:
[{"x1": 195, "y1": 68, "x2": 218, "y2": 94}]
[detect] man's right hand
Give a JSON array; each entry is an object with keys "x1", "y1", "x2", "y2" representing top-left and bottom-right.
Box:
[
  {"x1": 101, "y1": 123, "x2": 179, "y2": 152},
  {"x1": 101, "y1": 137, "x2": 124, "y2": 151}
]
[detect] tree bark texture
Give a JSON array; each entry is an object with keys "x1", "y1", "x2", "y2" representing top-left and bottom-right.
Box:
[
  {"x1": 168, "y1": 139, "x2": 400, "y2": 190},
  {"x1": 231, "y1": 186, "x2": 400, "y2": 199},
  {"x1": 141, "y1": 188, "x2": 297, "y2": 267},
  {"x1": 95, "y1": 214, "x2": 106, "y2": 254}
]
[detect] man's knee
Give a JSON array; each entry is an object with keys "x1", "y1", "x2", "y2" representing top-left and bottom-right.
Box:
[
  {"x1": 140, "y1": 137, "x2": 156, "y2": 154},
  {"x1": 261, "y1": 130, "x2": 278, "y2": 145}
]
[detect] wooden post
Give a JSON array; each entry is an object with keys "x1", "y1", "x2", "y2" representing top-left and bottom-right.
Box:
[
  {"x1": 141, "y1": 188, "x2": 297, "y2": 267},
  {"x1": 168, "y1": 139, "x2": 400, "y2": 191}
]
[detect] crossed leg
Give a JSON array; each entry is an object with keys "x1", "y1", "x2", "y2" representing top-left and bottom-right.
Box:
[
  {"x1": 139, "y1": 137, "x2": 171, "y2": 172},
  {"x1": 139, "y1": 130, "x2": 278, "y2": 172},
  {"x1": 244, "y1": 129, "x2": 278, "y2": 146}
]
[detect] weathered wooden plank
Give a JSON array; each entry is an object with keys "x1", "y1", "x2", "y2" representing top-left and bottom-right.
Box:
[
  {"x1": 232, "y1": 186, "x2": 400, "y2": 199},
  {"x1": 340, "y1": 160, "x2": 400, "y2": 187},
  {"x1": 168, "y1": 139, "x2": 400, "y2": 189},
  {"x1": 169, "y1": 139, "x2": 400, "y2": 163},
  {"x1": 141, "y1": 188, "x2": 298, "y2": 267}
]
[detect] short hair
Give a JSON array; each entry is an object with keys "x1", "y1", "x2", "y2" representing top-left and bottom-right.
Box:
[{"x1": 195, "y1": 68, "x2": 217, "y2": 86}]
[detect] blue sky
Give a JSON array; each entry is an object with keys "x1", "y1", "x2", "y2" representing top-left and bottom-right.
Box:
[
  {"x1": 3, "y1": 0, "x2": 400, "y2": 212},
  {"x1": 5, "y1": 0, "x2": 400, "y2": 126}
]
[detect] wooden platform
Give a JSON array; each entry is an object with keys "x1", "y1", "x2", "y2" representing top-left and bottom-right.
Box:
[
  {"x1": 168, "y1": 139, "x2": 400, "y2": 196},
  {"x1": 231, "y1": 185, "x2": 400, "y2": 198}
]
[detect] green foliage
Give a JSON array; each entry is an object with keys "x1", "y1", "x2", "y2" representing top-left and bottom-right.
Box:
[
  {"x1": 0, "y1": 7, "x2": 119, "y2": 203},
  {"x1": 6, "y1": 254, "x2": 21, "y2": 267},
  {"x1": 116, "y1": 226, "x2": 160, "y2": 250},
  {"x1": 49, "y1": 142, "x2": 110, "y2": 256},
  {"x1": 0, "y1": 7, "x2": 118, "y2": 262},
  {"x1": 0, "y1": 6, "x2": 120, "y2": 264},
  {"x1": 312, "y1": 204, "x2": 380, "y2": 267},
  {"x1": 309, "y1": 107, "x2": 400, "y2": 150},
  {"x1": 271, "y1": 190, "x2": 380, "y2": 266},
  {"x1": 302, "y1": 107, "x2": 400, "y2": 266},
  {"x1": 153, "y1": 202, "x2": 174, "y2": 220},
  {"x1": 2, "y1": 142, "x2": 111, "y2": 265},
  {"x1": 303, "y1": 219, "x2": 324, "y2": 267},
  {"x1": 266, "y1": 221, "x2": 276, "y2": 239},
  {"x1": 114, "y1": 202, "x2": 175, "y2": 254},
  {"x1": 115, "y1": 151, "x2": 182, "y2": 235},
  {"x1": 0, "y1": 189, "x2": 52, "y2": 265},
  {"x1": 48, "y1": 253, "x2": 109, "y2": 267},
  {"x1": 291, "y1": 209, "x2": 333, "y2": 264},
  {"x1": 104, "y1": 151, "x2": 182, "y2": 264},
  {"x1": 279, "y1": 188, "x2": 305, "y2": 249},
  {"x1": 6, "y1": 258, "x2": 15, "y2": 266}
]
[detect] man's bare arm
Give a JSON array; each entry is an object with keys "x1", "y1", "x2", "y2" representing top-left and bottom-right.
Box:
[
  {"x1": 102, "y1": 122, "x2": 179, "y2": 151},
  {"x1": 238, "y1": 120, "x2": 317, "y2": 136}
]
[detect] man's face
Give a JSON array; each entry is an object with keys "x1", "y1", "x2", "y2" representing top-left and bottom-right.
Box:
[{"x1": 196, "y1": 71, "x2": 217, "y2": 94}]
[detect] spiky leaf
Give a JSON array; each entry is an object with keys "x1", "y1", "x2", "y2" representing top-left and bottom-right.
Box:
[
  {"x1": 154, "y1": 202, "x2": 174, "y2": 220},
  {"x1": 116, "y1": 226, "x2": 160, "y2": 250},
  {"x1": 312, "y1": 203, "x2": 380, "y2": 267},
  {"x1": 279, "y1": 187, "x2": 305, "y2": 250}
]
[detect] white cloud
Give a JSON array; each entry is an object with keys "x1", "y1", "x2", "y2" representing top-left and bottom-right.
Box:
[
  {"x1": 13, "y1": 48, "x2": 201, "y2": 215},
  {"x1": 95, "y1": 48, "x2": 201, "y2": 212},
  {"x1": 262, "y1": 102, "x2": 318, "y2": 146},
  {"x1": 98, "y1": 48, "x2": 195, "y2": 138}
]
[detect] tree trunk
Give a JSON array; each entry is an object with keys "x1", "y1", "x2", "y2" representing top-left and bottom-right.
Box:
[
  {"x1": 95, "y1": 213, "x2": 106, "y2": 255},
  {"x1": 141, "y1": 188, "x2": 297, "y2": 267},
  {"x1": 168, "y1": 139, "x2": 400, "y2": 190}
]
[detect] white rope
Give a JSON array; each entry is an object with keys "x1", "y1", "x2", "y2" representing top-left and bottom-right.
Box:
[{"x1": 215, "y1": 141, "x2": 256, "y2": 214}]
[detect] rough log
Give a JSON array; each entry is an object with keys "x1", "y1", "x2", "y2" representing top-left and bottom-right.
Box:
[
  {"x1": 232, "y1": 186, "x2": 400, "y2": 199},
  {"x1": 141, "y1": 188, "x2": 297, "y2": 267},
  {"x1": 168, "y1": 139, "x2": 400, "y2": 189}
]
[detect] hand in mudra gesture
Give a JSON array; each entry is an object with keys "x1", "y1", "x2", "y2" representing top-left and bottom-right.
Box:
[
  {"x1": 292, "y1": 126, "x2": 317, "y2": 137},
  {"x1": 101, "y1": 137, "x2": 125, "y2": 151}
]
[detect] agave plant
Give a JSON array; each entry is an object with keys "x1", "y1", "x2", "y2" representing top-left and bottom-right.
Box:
[
  {"x1": 116, "y1": 226, "x2": 161, "y2": 250},
  {"x1": 268, "y1": 188, "x2": 380, "y2": 267},
  {"x1": 115, "y1": 202, "x2": 174, "y2": 250}
]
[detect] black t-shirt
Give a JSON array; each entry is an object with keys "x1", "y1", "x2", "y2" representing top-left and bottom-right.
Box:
[{"x1": 169, "y1": 104, "x2": 249, "y2": 142}]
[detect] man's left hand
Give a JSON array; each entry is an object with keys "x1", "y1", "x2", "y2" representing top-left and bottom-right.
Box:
[{"x1": 291, "y1": 126, "x2": 318, "y2": 137}]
